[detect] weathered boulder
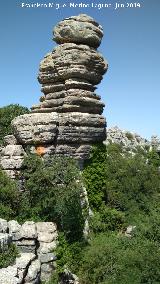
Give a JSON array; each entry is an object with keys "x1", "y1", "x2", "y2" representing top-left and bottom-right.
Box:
[
  {"x1": 36, "y1": 222, "x2": 58, "y2": 243},
  {"x1": 24, "y1": 259, "x2": 41, "y2": 283},
  {"x1": 0, "y1": 145, "x2": 26, "y2": 169},
  {"x1": 16, "y1": 253, "x2": 36, "y2": 269},
  {"x1": 16, "y1": 253, "x2": 36, "y2": 283},
  {"x1": 8, "y1": 220, "x2": 21, "y2": 241},
  {"x1": 0, "y1": 266, "x2": 20, "y2": 284},
  {"x1": 38, "y1": 240, "x2": 57, "y2": 254},
  {"x1": 20, "y1": 221, "x2": 37, "y2": 239},
  {"x1": 3, "y1": 135, "x2": 17, "y2": 145},
  {"x1": 0, "y1": 144, "x2": 26, "y2": 178},
  {"x1": 60, "y1": 269, "x2": 79, "y2": 284},
  {"x1": 53, "y1": 14, "x2": 103, "y2": 48},
  {"x1": 12, "y1": 113, "x2": 58, "y2": 145},
  {"x1": 151, "y1": 135, "x2": 160, "y2": 152},
  {"x1": 39, "y1": 252, "x2": 56, "y2": 263}
]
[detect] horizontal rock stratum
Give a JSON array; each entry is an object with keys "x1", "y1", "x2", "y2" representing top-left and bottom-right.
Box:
[{"x1": 1, "y1": 14, "x2": 108, "y2": 175}]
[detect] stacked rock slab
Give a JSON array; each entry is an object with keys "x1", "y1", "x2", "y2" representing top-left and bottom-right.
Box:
[
  {"x1": 0, "y1": 219, "x2": 58, "y2": 284},
  {"x1": 11, "y1": 14, "x2": 108, "y2": 166},
  {"x1": 0, "y1": 135, "x2": 26, "y2": 178}
]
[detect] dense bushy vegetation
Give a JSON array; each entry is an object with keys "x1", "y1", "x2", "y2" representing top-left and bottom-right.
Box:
[
  {"x1": 19, "y1": 155, "x2": 85, "y2": 242},
  {"x1": 0, "y1": 244, "x2": 19, "y2": 269},
  {"x1": 0, "y1": 104, "x2": 29, "y2": 145},
  {"x1": 78, "y1": 232, "x2": 160, "y2": 284},
  {"x1": 0, "y1": 155, "x2": 85, "y2": 242},
  {"x1": 1, "y1": 141, "x2": 160, "y2": 283},
  {"x1": 83, "y1": 144, "x2": 160, "y2": 227},
  {"x1": 0, "y1": 169, "x2": 19, "y2": 220},
  {"x1": 48, "y1": 144, "x2": 160, "y2": 284}
]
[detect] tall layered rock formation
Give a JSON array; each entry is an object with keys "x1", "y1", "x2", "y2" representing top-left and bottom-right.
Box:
[{"x1": 1, "y1": 14, "x2": 108, "y2": 176}]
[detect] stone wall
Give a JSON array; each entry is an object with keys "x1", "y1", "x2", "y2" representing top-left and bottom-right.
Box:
[
  {"x1": 0, "y1": 218, "x2": 58, "y2": 284},
  {"x1": 0, "y1": 135, "x2": 26, "y2": 179}
]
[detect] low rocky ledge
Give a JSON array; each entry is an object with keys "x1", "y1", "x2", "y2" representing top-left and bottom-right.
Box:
[{"x1": 0, "y1": 218, "x2": 58, "y2": 284}]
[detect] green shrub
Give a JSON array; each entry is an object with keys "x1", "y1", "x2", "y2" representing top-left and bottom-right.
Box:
[
  {"x1": 19, "y1": 155, "x2": 85, "y2": 242},
  {"x1": 0, "y1": 169, "x2": 20, "y2": 219},
  {"x1": 90, "y1": 205, "x2": 125, "y2": 233},
  {"x1": 83, "y1": 143, "x2": 108, "y2": 209},
  {"x1": 83, "y1": 143, "x2": 160, "y2": 221},
  {"x1": 38, "y1": 143, "x2": 160, "y2": 284},
  {"x1": 0, "y1": 244, "x2": 19, "y2": 268},
  {"x1": 55, "y1": 233, "x2": 85, "y2": 274},
  {"x1": 147, "y1": 149, "x2": 160, "y2": 167},
  {"x1": 78, "y1": 232, "x2": 160, "y2": 284},
  {"x1": 44, "y1": 272, "x2": 59, "y2": 284},
  {"x1": 0, "y1": 104, "x2": 29, "y2": 145},
  {"x1": 105, "y1": 155, "x2": 160, "y2": 215}
]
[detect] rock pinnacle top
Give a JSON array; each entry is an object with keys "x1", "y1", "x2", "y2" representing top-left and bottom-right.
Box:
[{"x1": 53, "y1": 14, "x2": 103, "y2": 48}]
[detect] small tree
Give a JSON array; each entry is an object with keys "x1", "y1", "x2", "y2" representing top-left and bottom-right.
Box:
[
  {"x1": 0, "y1": 169, "x2": 20, "y2": 219},
  {"x1": 20, "y1": 155, "x2": 85, "y2": 242},
  {"x1": 0, "y1": 104, "x2": 29, "y2": 145},
  {"x1": 147, "y1": 149, "x2": 160, "y2": 167}
]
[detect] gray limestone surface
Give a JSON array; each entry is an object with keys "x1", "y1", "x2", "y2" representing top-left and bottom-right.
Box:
[
  {"x1": 7, "y1": 14, "x2": 107, "y2": 171},
  {"x1": 0, "y1": 220, "x2": 58, "y2": 284}
]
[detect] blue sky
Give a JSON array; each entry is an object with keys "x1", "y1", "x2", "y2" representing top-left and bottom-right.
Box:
[{"x1": 0, "y1": 0, "x2": 160, "y2": 139}]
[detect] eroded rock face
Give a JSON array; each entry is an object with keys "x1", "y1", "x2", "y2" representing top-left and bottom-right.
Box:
[
  {"x1": 104, "y1": 126, "x2": 160, "y2": 154},
  {"x1": 2, "y1": 14, "x2": 108, "y2": 174},
  {"x1": 0, "y1": 144, "x2": 26, "y2": 178},
  {"x1": 12, "y1": 113, "x2": 105, "y2": 144},
  {"x1": 38, "y1": 43, "x2": 107, "y2": 86}
]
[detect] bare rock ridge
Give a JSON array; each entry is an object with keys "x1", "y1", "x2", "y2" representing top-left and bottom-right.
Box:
[
  {"x1": 105, "y1": 126, "x2": 160, "y2": 153},
  {"x1": 7, "y1": 14, "x2": 108, "y2": 171}
]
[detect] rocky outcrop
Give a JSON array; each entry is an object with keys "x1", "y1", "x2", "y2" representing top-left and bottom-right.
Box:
[
  {"x1": 0, "y1": 218, "x2": 58, "y2": 284},
  {"x1": 0, "y1": 144, "x2": 26, "y2": 178},
  {"x1": 151, "y1": 135, "x2": 160, "y2": 152},
  {"x1": 105, "y1": 126, "x2": 150, "y2": 150},
  {"x1": 0, "y1": 135, "x2": 26, "y2": 178},
  {"x1": 105, "y1": 126, "x2": 160, "y2": 153},
  {"x1": 8, "y1": 14, "x2": 107, "y2": 169}
]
